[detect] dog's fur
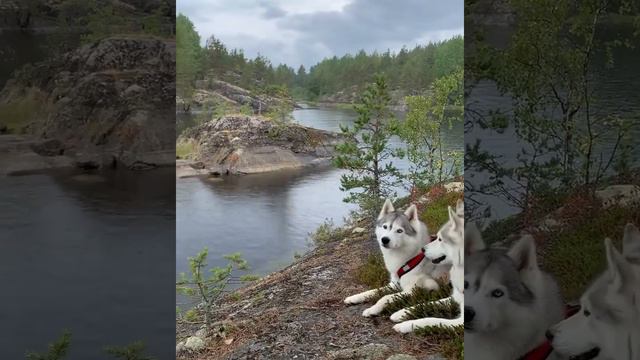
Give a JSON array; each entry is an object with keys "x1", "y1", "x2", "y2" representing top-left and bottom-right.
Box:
[
  {"x1": 464, "y1": 229, "x2": 564, "y2": 360},
  {"x1": 344, "y1": 199, "x2": 448, "y2": 318},
  {"x1": 390, "y1": 199, "x2": 465, "y2": 333},
  {"x1": 548, "y1": 224, "x2": 640, "y2": 360}
]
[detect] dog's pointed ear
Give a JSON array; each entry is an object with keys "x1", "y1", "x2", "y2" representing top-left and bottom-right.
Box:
[
  {"x1": 507, "y1": 235, "x2": 539, "y2": 272},
  {"x1": 448, "y1": 205, "x2": 463, "y2": 232},
  {"x1": 623, "y1": 223, "x2": 640, "y2": 264},
  {"x1": 455, "y1": 199, "x2": 464, "y2": 217},
  {"x1": 378, "y1": 199, "x2": 395, "y2": 220},
  {"x1": 465, "y1": 222, "x2": 485, "y2": 255},
  {"x1": 605, "y1": 238, "x2": 635, "y2": 293},
  {"x1": 404, "y1": 204, "x2": 419, "y2": 224}
]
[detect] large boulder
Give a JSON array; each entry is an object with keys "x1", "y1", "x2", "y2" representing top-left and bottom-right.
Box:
[
  {"x1": 0, "y1": 37, "x2": 176, "y2": 169},
  {"x1": 188, "y1": 79, "x2": 294, "y2": 113},
  {"x1": 178, "y1": 115, "x2": 343, "y2": 175}
]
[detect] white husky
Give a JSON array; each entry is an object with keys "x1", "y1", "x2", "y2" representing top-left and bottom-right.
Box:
[
  {"x1": 344, "y1": 199, "x2": 448, "y2": 317},
  {"x1": 390, "y1": 199, "x2": 465, "y2": 333},
  {"x1": 464, "y1": 229, "x2": 564, "y2": 360},
  {"x1": 548, "y1": 225, "x2": 640, "y2": 360}
]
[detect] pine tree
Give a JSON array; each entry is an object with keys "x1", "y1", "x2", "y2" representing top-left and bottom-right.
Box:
[{"x1": 334, "y1": 75, "x2": 404, "y2": 216}]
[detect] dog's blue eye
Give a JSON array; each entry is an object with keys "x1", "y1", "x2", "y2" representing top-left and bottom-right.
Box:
[
  {"x1": 396, "y1": 229, "x2": 403, "y2": 233},
  {"x1": 491, "y1": 289, "x2": 504, "y2": 298}
]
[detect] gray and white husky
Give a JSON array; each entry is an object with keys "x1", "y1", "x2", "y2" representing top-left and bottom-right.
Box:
[
  {"x1": 464, "y1": 228, "x2": 564, "y2": 360},
  {"x1": 344, "y1": 199, "x2": 449, "y2": 318},
  {"x1": 548, "y1": 224, "x2": 640, "y2": 360},
  {"x1": 390, "y1": 199, "x2": 465, "y2": 333}
]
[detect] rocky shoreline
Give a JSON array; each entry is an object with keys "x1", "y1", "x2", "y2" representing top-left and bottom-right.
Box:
[
  {"x1": 176, "y1": 115, "x2": 343, "y2": 178},
  {"x1": 176, "y1": 218, "x2": 445, "y2": 360},
  {"x1": 0, "y1": 36, "x2": 176, "y2": 173}
]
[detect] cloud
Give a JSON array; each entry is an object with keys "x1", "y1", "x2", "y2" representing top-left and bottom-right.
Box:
[
  {"x1": 177, "y1": 0, "x2": 463, "y2": 68},
  {"x1": 260, "y1": 3, "x2": 287, "y2": 19}
]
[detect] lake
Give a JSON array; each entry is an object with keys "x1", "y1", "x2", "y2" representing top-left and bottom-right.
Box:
[
  {"x1": 465, "y1": 23, "x2": 640, "y2": 220},
  {"x1": 0, "y1": 168, "x2": 176, "y2": 359},
  {"x1": 176, "y1": 107, "x2": 464, "y2": 299}
]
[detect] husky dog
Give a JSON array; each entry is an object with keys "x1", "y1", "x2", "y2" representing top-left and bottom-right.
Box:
[
  {"x1": 548, "y1": 230, "x2": 640, "y2": 360},
  {"x1": 344, "y1": 199, "x2": 448, "y2": 317},
  {"x1": 390, "y1": 199, "x2": 465, "y2": 333},
  {"x1": 464, "y1": 230, "x2": 564, "y2": 360}
]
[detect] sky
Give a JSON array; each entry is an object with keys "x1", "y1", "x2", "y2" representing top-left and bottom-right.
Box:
[{"x1": 176, "y1": 0, "x2": 463, "y2": 69}]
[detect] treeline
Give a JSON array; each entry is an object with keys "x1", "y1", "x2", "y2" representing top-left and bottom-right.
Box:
[{"x1": 176, "y1": 13, "x2": 462, "y2": 102}]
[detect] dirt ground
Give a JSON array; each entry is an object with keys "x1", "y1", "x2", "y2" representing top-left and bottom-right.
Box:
[{"x1": 177, "y1": 229, "x2": 446, "y2": 360}]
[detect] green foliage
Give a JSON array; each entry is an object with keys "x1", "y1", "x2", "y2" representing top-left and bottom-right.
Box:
[
  {"x1": 176, "y1": 13, "x2": 202, "y2": 108},
  {"x1": 48, "y1": 0, "x2": 172, "y2": 54},
  {"x1": 176, "y1": 248, "x2": 251, "y2": 328},
  {"x1": 0, "y1": 92, "x2": 43, "y2": 133},
  {"x1": 419, "y1": 190, "x2": 463, "y2": 232},
  {"x1": 466, "y1": 0, "x2": 637, "y2": 218},
  {"x1": 310, "y1": 219, "x2": 350, "y2": 244},
  {"x1": 176, "y1": 139, "x2": 198, "y2": 159},
  {"x1": 26, "y1": 331, "x2": 71, "y2": 360},
  {"x1": 401, "y1": 68, "x2": 463, "y2": 188},
  {"x1": 104, "y1": 342, "x2": 155, "y2": 360},
  {"x1": 544, "y1": 204, "x2": 639, "y2": 300},
  {"x1": 334, "y1": 75, "x2": 404, "y2": 216},
  {"x1": 303, "y1": 36, "x2": 464, "y2": 99},
  {"x1": 355, "y1": 253, "x2": 388, "y2": 288}
]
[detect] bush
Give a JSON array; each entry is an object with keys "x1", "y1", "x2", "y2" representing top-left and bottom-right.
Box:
[{"x1": 310, "y1": 219, "x2": 349, "y2": 244}]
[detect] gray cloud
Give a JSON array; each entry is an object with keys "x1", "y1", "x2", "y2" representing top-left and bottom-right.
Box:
[
  {"x1": 261, "y1": 3, "x2": 287, "y2": 19},
  {"x1": 177, "y1": 0, "x2": 463, "y2": 69}
]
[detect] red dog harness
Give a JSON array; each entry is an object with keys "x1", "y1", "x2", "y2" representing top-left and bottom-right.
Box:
[
  {"x1": 395, "y1": 235, "x2": 438, "y2": 279},
  {"x1": 519, "y1": 305, "x2": 581, "y2": 360}
]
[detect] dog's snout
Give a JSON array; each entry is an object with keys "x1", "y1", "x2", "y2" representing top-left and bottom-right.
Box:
[
  {"x1": 381, "y1": 237, "x2": 390, "y2": 245},
  {"x1": 464, "y1": 306, "x2": 475, "y2": 322},
  {"x1": 545, "y1": 329, "x2": 554, "y2": 341}
]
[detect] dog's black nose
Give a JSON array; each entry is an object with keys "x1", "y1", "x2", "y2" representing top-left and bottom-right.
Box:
[
  {"x1": 545, "y1": 329, "x2": 554, "y2": 341},
  {"x1": 381, "y1": 237, "x2": 390, "y2": 245},
  {"x1": 464, "y1": 306, "x2": 475, "y2": 322}
]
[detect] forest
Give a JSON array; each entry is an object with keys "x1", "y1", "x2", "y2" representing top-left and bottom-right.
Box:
[{"x1": 176, "y1": 14, "x2": 463, "y2": 102}]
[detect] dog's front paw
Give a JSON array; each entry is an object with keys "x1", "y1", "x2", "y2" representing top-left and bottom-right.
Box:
[
  {"x1": 393, "y1": 321, "x2": 415, "y2": 334},
  {"x1": 390, "y1": 308, "x2": 409, "y2": 322},
  {"x1": 344, "y1": 295, "x2": 363, "y2": 305},
  {"x1": 362, "y1": 306, "x2": 381, "y2": 317}
]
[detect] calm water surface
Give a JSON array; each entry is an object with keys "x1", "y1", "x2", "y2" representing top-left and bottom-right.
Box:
[
  {"x1": 0, "y1": 168, "x2": 175, "y2": 359},
  {"x1": 466, "y1": 24, "x2": 640, "y2": 220},
  {"x1": 176, "y1": 108, "x2": 463, "y2": 293}
]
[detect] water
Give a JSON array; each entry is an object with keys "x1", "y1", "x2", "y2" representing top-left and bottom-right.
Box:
[
  {"x1": 176, "y1": 108, "x2": 463, "y2": 295},
  {"x1": 0, "y1": 168, "x2": 176, "y2": 359},
  {"x1": 465, "y1": 24, "x2": 640, "y2": 221}
]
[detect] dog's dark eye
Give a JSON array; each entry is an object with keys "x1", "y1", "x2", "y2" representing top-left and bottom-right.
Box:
[
  {"x1": 383, "y1": 225, "x2": 387, "y2": 229},
  {"x1": 583, "y1": 309, "x2": 591, "y2": 317},
  {"x1": 464, "y1": 281, "x2": 469, "y2": 289},
  {"x1": 396, "y1": 229, "x2": 403, "y2": 233},
  {"x1": 438, "y1": 237, "x2": 442, "y2": 242},
  {"x1": 491, "y1": 289, "x2": 504, "y2": 298}
]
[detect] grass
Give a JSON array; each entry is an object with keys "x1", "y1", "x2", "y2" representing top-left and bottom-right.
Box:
[
  {"x1": 176, "y1": 139, "x2": 198, "y2": 159},
  {"x1": 372, "y1": 284, "x2": 463, "y2": 360},
  {"x1": 309, "y1": 218, "x2": 350, "y2": 244},
  {"x1": 355, "y1": 253, "x2": 388, "y2": 288},
  {"x1": 542, "y1": 203, "x2": 640, "y2": 301},
  {"x1": 418, "y1": 188, "x2": 463, "y2": 231},
  {"x1": 350, "y1": 185, "x2": 463, "y2": 359},
  {"x1": 0, "y1": 92, "x2": 44, "y2": 133}
]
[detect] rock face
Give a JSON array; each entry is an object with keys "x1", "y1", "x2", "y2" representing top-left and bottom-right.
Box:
[
  {"x1": 178, "y1": 115, "x2": 343, "y2": 175},
  {"x1": 0, "y1": 37, "x2": 176, "y2": 170},
  {"x1": 177, "y1": 79, "x2": 295, "y2": 113}
]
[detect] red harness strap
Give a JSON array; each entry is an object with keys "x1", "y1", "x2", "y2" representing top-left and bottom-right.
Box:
[
  {"x1": 519, "y1": 305, "x2": 581, "y2": 360},
  {"x1": 395, "y1": 234, "x2": 438, "y2": 279}
]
